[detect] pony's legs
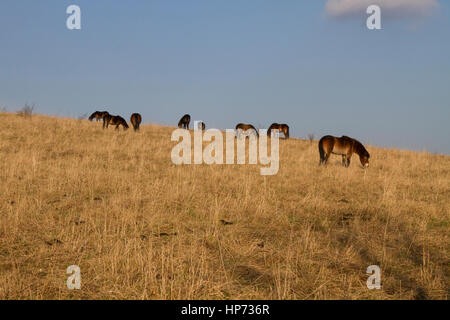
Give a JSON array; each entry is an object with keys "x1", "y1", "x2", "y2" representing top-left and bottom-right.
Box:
[
  {"x1": 319, "y1": 153, "x2": 329, "y2": 165},
  {"x1": 345, "y1": 153, "x2": 352, "y2": 167}
]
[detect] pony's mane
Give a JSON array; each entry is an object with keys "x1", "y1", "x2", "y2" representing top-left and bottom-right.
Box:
[
  {"x1": 352, "y1": 138, "x2": 369, "y2": 157},
  {"x1": 339, "y1": 136, "x2": 368, "y2": 157}
]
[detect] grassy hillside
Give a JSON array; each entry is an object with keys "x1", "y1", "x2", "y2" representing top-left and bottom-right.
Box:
[{"x1": 0, "y1": 113, "x2": 448, "y2": 299}]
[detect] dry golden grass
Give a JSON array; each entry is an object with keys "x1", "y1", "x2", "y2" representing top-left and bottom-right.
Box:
[{"x1": 0, "y1": 112, "x2": 448, "y2": 300}]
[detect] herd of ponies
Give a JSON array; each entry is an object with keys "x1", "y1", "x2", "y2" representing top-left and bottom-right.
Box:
[{"x1": 88, "y1": 111, "x2": 371, "y2": 168}]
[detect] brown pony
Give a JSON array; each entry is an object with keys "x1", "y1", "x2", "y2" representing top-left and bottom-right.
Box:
[
  {"x1": 197, "y1": 122, "x2": 206, "y2": 130},
  {"x1": 103, "y1": 114, "x2": 129, "y2": 130},
  {"x1": 318, "y1": 135, "x2": 370, "y2": 168},
  {"x1": 89, "y1": 111, "x2": 109, "y2": 122},
  {"x1": 235, "y1": 123, "x2": 259, "y2": 137},
  {"x1": 268, "y1": 123, "x2": 289, "y2": 139},
  {"x1": 130, "y1": 113, "x2": 142, "y2": 131},
  {"x1": 178, "y1": 114, "x2": 191, "y2": 129}
]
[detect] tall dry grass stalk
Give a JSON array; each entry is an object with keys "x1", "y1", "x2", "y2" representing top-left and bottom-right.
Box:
[
  {"x1": 0, "y1": 112, "x2": 448, "y2": 299},
  {"x1": 16, "y1": 104, "x2": 35, "y2": 119}
]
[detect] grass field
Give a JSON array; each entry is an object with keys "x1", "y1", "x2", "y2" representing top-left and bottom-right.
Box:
[{"x1": 0, "y1": 112, "x2": 448, "y2": 299}]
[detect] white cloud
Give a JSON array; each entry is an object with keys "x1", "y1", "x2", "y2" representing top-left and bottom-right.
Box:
[{"x1": 325, "y1": 0, "x2": 439, "y2": 19}]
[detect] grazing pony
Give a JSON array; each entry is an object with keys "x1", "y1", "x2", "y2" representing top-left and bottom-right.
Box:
[
  {"x1": 103, "y1": 114, "x2": 129, "y2": 130},
  {"x1": 89, "y1": 111, "x2": 109, "y2": 122},
  {"x1": 197, "y1": 122, "x2": 206, "y2": 130},
  {"x1": 235, "y1": 123, "x2": 259, "y2": 138},
  {"x1": 130, "y1": 113, "x2": 142, "y2": 131},
  {"x1": 318, "y1": 135, "x2": 370, "y2": 168},
  {"x1": 268, "y1": 123, "x2": 289, "y2": 139},
  {"x1": 178, "y1": 114, "x2": 191, "y2": 129}
]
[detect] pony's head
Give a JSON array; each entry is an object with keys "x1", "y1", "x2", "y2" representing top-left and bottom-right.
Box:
[{"x1": 359, "y1": 150, "x2": 370, "y2": 168}]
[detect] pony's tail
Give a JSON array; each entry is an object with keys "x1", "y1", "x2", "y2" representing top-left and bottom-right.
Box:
[
  {"x1": 318, "y1": 139, "x2": 325, "y2": 164},
  {"x1": 286, "y1": 126, "x2": 289, "y2": 139}
]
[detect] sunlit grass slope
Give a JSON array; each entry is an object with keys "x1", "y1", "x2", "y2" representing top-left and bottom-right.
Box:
[{"x1": 0, "y1": 113, "x2": 448, "y2": 299}]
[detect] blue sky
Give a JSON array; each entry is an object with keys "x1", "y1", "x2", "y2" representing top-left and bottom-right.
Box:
[{"x1": 1, "y1": 0, "x2": 449, "y2": 153}]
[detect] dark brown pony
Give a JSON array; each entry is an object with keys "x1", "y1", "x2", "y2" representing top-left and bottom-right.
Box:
[
  {"x1": 196, "y1": 122, "x2": 206, "y2": 130},
  {"x1": 89, "y1": 111, "x2": 109, "y2": 122},
  {"x1": 103, "y1": 114, "x2": 129, "y2": 130},
  {"x1": 318, "y1": 135, "x2": 370, "y2": 168},
  {"x1": 130, "y1": 113, "x2": 142, "y2": 131},
  {"x1": 268, "y1": 123, "x2": 289, "y2": 139},
  {"x1": 178, "y1": 114, "x2": 191, "y2": 129},
  {"x1": 235, "y1": 123, "x2": 259, "y2": 137}
]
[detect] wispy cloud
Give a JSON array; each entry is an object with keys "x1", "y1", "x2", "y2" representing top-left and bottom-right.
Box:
[{"x1": 325, "y1": 0, "x2": 439, "y2": 20}]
